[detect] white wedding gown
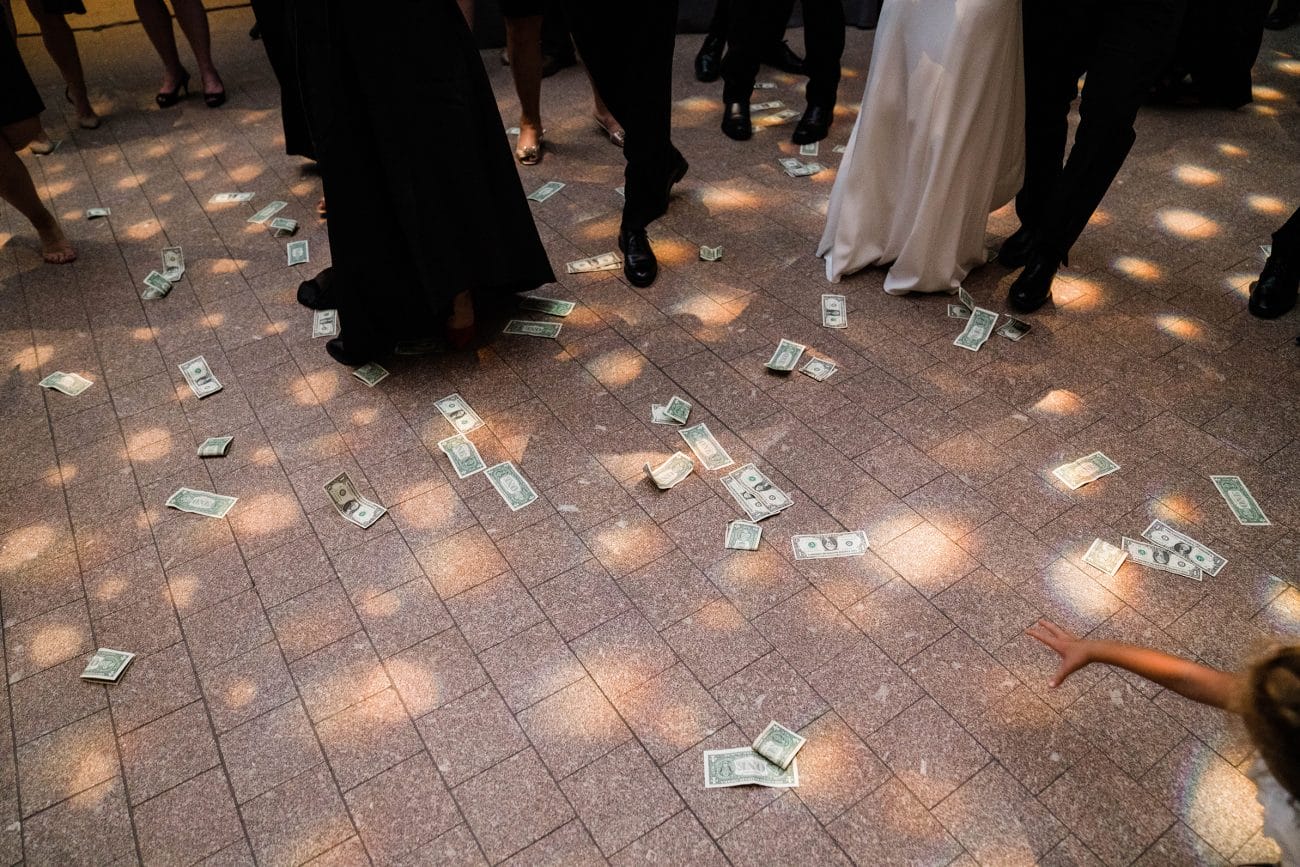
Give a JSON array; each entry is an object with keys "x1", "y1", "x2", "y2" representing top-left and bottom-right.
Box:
[{"x1": 818, "y1": 0, "x2": 1026, "y2": 294}]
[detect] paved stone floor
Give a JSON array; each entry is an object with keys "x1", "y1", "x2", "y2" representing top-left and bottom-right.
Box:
[{"x1": 3, "y1": 7, "x2": 1300, "y2": 867}]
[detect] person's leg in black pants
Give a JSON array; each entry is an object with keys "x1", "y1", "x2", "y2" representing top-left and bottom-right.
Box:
[
  {"x1": 695, "y1": 0, "x2": 729, "y2": 82},
  {"x1": 540, "y1": 0, "x2": 576, "y2": 77},
  {"x1": 791, "y1": 0, "x2": 845, "y2": 143},
  {"x1": 1251, "y1": 206, "x2": 1300, "y2": 318},
  {"x1": 720, "y1": 0, "x2": 785, "y2": 140}
]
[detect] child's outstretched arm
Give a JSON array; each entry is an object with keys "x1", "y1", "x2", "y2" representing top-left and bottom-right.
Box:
[{"x1": 1027, "y1": 618, "x2": 1242, "y2": 710}]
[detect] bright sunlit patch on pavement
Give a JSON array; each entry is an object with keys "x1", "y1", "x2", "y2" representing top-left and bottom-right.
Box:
[
  {"x1": 1173, "y1": 165, "x2": 1219, "y2": 187},
  {"x1": 1157, "y1": 209, "x2": 1218, "y2": 240},
  {"x1": 1247, "y1": 194, "x2": 1288, "y2": 216},
  {"x1": 1113, "y1": 256, "x2": 1162, "y2": 282},
  {"x1": 1253, "y1": 84, "x2": 1286, "y2": 101},
  {"x1": 588, "y1": 349, "x2": 645, "y2": 388},
  {"x1": 1217, "y1": 142, "x2": 1247, "y2": 157},
  {"x1": 1032, "y1": 389, "x2": 1081, "y2": 416},
  {"x1": 124, "y1": 221, "x2": 161, "y2": 241},
  {"x1": 1155, "y1": 314, "x2": 1202, "y2": 341}
]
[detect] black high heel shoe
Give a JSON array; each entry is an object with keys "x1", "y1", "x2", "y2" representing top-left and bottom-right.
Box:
[
  {"x1": 156, "y1": 70, "x2": 190, "y2": 108},
  {"x1": 204, "y1": 89, "x2": 227, "y2": 109}
]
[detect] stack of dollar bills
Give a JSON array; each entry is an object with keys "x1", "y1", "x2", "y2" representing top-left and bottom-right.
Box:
[
  {"x1": 1084, "y1": 519, "x2": 1228, "y2": 583},
  {"x1": 704, "y1": 721, "x2": 806, "y2": 789},
  {"x1": 650, "y1": 395, "x2": 691, "y2": 426},
  {"x1": 722, "y1": 464, "x2": 793, "y2": 521}
]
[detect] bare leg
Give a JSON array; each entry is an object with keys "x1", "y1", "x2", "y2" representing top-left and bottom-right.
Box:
[
  {"x1": 585, "y1": 65, "x2": 624, "y2": 144},
  {"x1": 133, "y1": 0, "x2": 187, "y2": 93},
  {"x1": 506, "y1": 16, "x2": 543, "y2": 158},
  {"x1": 0, "y1": 118, "x2": 75, "y2": 263},
  {"x1": 448, "y1": 290, "x2": 474, "y2": 330},
  {"x1": 170, "y1": 0, "x2": 223, "y2": 95},
  {"x1": 456, "y1": 0, "x2": 473, "y2": 28},
  {"x1": 22, "y1": 0, "x2": 98, "y2": 125}
]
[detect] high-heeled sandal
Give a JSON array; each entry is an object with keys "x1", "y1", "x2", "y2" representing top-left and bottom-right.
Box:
[
  {"x1": 516, "y1": 134, "x2": 544, "y2": 166},
  {"x1": 156, "y1": 70, "x2": 191, "y2": 108},
  {"x1": 66, "y1": 88, "x2": 101, "y2": 129},
  {"x1": 595, "y1": 117, "x2": 625, "y2": 149},
  {"x1": 204, "y1": 89, "x2": 227, "y2": 109}
]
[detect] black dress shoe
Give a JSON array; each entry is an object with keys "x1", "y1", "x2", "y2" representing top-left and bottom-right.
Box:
[
  {"x1": 297, "y1": 267, "x2": 338, "y2": 310},
  {"x1": 791, "y1": 104, "x2": 832, "y2": 145},
  {"x1": 619, "y1": 228, "x2": 658, "y2": 288},
  {"x1": 541, "y1": 52, "x2": 577, "y2": 78},
  {"x1": 721, "y1": 102, "x2": 752, "y2": 141},
  {"x1": 326, "y1": 335, "x2": 388, "y2": 366},
  {"x1": 1007, "y1": 253, "x2": 1059, "y2": 313},
  {"x1": 996, "y1": 225, "x2": 1036, "y2": 269},
  {"x1": 1248, "y1": 251, "x2": 1300, "y2": 319},
  {"x1": 762, "y1": 39, "x2": 806, "y2": 75},
  {"x1": 695, "y1": 34, "x2": 726, "y2": 83}
]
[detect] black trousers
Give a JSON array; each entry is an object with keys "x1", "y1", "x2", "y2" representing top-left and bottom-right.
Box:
[
  {"x1": 722, "y1": 0, "x2": 844, "y2": 108},
  {"x1": 1274, "y1": 207, "x2": 1300, "y2": 257},
  {"x1": 1166, "y1": 0, "x2": 1269, "y2": 108},
  {"x1": 1018, "y1": 0, "x2": 1186, "y2": 259},
  {"x1": 564, "y1": 0, "x2": 681, "y2": 232}
]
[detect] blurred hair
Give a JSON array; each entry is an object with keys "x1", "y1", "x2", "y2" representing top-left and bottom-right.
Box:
[{"x1": 1241, "y1": 644, "x2": 1300, "y2": 800}]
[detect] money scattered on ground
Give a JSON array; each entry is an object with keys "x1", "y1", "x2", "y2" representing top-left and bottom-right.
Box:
[
  {"x1": 750, "y1": 100, "x2": 783, "y2": 111},
  {"x1": 566, "y1": 252, "x2": 622, "y2": 274},
  {"x1": 778, "y1": 157, "x2": 824, "y2": 177},
  {"x1": 799, "y1": 142, "x2": 820, "y2": 157},
  {"x1": 723, "y1": 464, "x2": 794, "y2": 521},
  {"x1": 802, "y1": 358, "x2": 838, "y2": 382},
  {"x1": 760, "y1": 109, "x2": 801, "y2": 127},
  {"x1": 664, "y1": 395, "x2": 692, "y2": 424},
  {"x1": 1082, "y1": 538, "x2": 1127, "y2": 576},
  {"x1": 506, "y1": 126, "x2": 520, "y2": 135},
  {"x1": 752, "y1": 721, "x2": 806, "y2": 769},
  {"x1": 269, "y1": 217, "x2": 298, "y2": 236},
  {"x1": 486, "y1": 461, "x2": 538, "y2": 510},
  {"x1": 324, "y1": 471, "x2": 387, "y2": 528},
  {"x1": 527, "y1": 181, "x2": 565, "y2": 202},
  {"x1": 287, "y1": 239, "x2": 310, "y2": 266},
  {"x1": 821, "y1": 294, "x2": 847, "y2": 328},
  {"x1": 832, "y1": 144, "x2": 847, "y2": 154},
  {"x1": 247, "y1": 200, "x2": 287, "y2": 224},
  {"x1": 650, "y1": 405, "x2": 676, "y2": 425},
  {"x1": 1261, "y1": 244, "x2": 1273, "y2": 257},
  {"x1": 161, "y1": 246, "x2": 185, "y2": 281},
  {"x1": 645, "y1": 451, "x2": 695, "y2": 490},
  {"x1": 1052, "y1": 451, "x2": 1119, "y2": 490},
  {"x1": 141, "y1": 270, "x2": 173, "y2": 300},
  {"x1": 996, "y1": 316, "x2": 1031, "y2": 341},
  {"x1": 958, "y1": 287, "x2": 975, "y2": 310},
  {"x1": 725, "y1": 520, "x2": 762, "y2": 551},
  {"x1": 85, "y1": 207, "x2": 111, "y2": 219},
  {"x1": 197, "y1": 436, "x2": 233, "y2": 458},
  {"x1": 1121, "y1": 536, "x2": 1202, "y2": 581},
  {"x1": 1210, "y1": 475, "x2": 1271, "y2": 526},
  {"x1": 39, "y1": 371, "x2": 93, "y2": 396},
  {"x1": 954, "y1": 307, "x2": 998, "y2": 351},
  {"x1": 312, "y1": 309, "x2": 340, "y2": 338},
  {"x1": 211, "y1": 192, "x2": 255, "y2": 203},
  {"x1": 352, "y1": 363, "x2": 389, "y2": 387},
  {"x1": 81, "y1": 648, "x2": 135, "y2": 683},
  {"x1": 1141, "y1": 520, "x2": 1226, "y2": 576},
  {"x1": 792, "y1": 531, "x2": 869, "y2": 560},
  {"x1": 703, "y1": 748, "x2": 799, "y2": 789},
  {"x1": 436, "y1": 393, "x2": 484, "y2": 433},
  {"x1": 437, "y1": 434, "x2": 487, "y2": 479},
  {"x1": 679, "y1": 423, "x2": 734, "y2": 471},
  {"x1": 166, "y1": 487, "x2": 237, "y2": 518},
  {"x1": 947, "y1": 304, "x2": 971, "y2": 319},
  {"x1": 766, "y1": 338, "x2": 806, "y2": 371},
  {"x1": 754, "y1": 81, "x2": 777, "y2": 89},
  {"x1": 615, "y1": 186, "x2": 625, "y2": 198},
  {"x1": 503, "y1": 320, "x2": 562, "y2": 338},
  {"x1": 700, "y1": 245, "x2": 723, "y2": 262},
  {"x1": 179, "y1": 355, "x2": 222, "y2": 398},
  {"x1": 518, "y1": 296, "x2": 575, "y2": 317}
]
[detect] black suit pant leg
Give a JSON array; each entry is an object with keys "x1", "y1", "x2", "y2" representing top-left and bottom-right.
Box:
[
  {"x1": 721, "y1": 0, "x2": 793, "y2": 104},
  {"x1": 801, "y1": 0, "x2": 845, "y2": 109}
]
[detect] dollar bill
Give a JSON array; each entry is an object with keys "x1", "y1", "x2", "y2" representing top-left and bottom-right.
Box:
[
  {"x1": 800, "y1": 357, "x2": 837, "y2": 382},
  {"x1": 312, "y1": 309, "x2": 340, "y2": 338},
  {"x1": 352, "y1": 363, "x2": 389, "y2": 387},
  {"x1": 799, "y1": 142, "x2": 819, "y2": 157},
  {"x1": 166, "y1": 487, "x2": 237, "y2": 518},
  {"x1": 996, "y1": 316, "x2": 1031, "y2": 341},
  {"x1": 725, "y1": 520, "x2": 762, "y2": 551},
  {"x1": 1261, "y1": 244, "x2": 1273, "y2": 257},
  {"x1": 778, "y1": 157, "x2": 804, "y2": 175},
  {"x1": 287, "y1": 240, "x2": 310, "y2": 266},
  {"x1": 179, "y1": 355, "x2": 222, "y2": 398},
  {"x1": 161, "y1": 246, "x2": 185, "y2": 281},
  {"x1": 679, "y1": 423, "x2": 734, "y2": 471},
  {"x1": 664, "y1": 395, "x2": 692, "y2": 424},
  {"x1": 503, "y1": 320, "x2": 562, "y2": 338},
  {"x1": 268, "y1": 217, "x2": 298, "y2": 236},
  {"x1": 788, "y1": 162, "x2": 825, "y2": 177},
  {"x1": 506, "y1": 126, "x2": 520, "y2": 136},
  {"x1": 723, "y1": 474, "x2": 775, "y2": 521},
  {"x1": 699, "y1": 245, "x2": 723, "y2": 262},
  {"x1": 650, "y1": 404, "x2": 676, "y2": 425},
  {"x1": 324, "y1": 471, "x2": 387, "y2": 528},
  {"x1": 141, "y1": 271, "x2": 173, "y2": 300},
  {"x1": 1121, "y1": 536, "x2": 1202, "y2": 581},
  {"x1": 197, "y1": 436, "x2": 233, "y2": 458},
  {"x1": 958, "y1": 287, "x2": 975, "y2": 310},
  {"x1": 80, "y1": 648, "x2": 135, "y2": 683},
  {"x1": 821, "y1": 294, "x2": 847, "y2": 328},
  {"x1": 1210, "y1": 475, "x2": 1271, "y2": 526},
  {"x1": 703, "y1": 748, "x2": 799, "y2": 789},
  {"x1": 527, "y1": 181, "x2": 565, "y2": 203},
  {"x1": 832, "y1": 144, "x2": 847, "y2": 154},
  {"x1": 39, "y1": 371, "x2": 93, "y2": 396},
  {"x1": 615, "y1": 186, "x2": 625, "y2": 198},
  {"x1": 1052, "y1": 451, "x2": 1119, "y2": 490},
  {"x1": 729, "y1": 464, "x2": 794, "y2": 513},
  {"x1": 486, "y1": 461, "x2": 538, "y2": 511},
  {"x1": 954, "y1": 307, "x2": 998, "y2": 351},
  {"x1": 752, "y1": 721, "x2": 806, "y2": 770},
  {"x1": 566, "y1": 252, "x2": 622, "y2": 274},
  {"x1": 1082, "y1": 538, "x2": 1127, "y2": 577},
  {"x1": 759, "y1": 108, "x2": 800, "y2": 126},
  {"x1": 947, "y1": 304, "x2": 971, "y2": 320},
  {"x1": 750, "y1": 100, "x2": 784, "y2": 111},
  {"x1": 754, "y1": 81, "x2": 778, "y2": 90},
  {"x1": 792, "y1": 531, "x2": 869, "y2": 560},
  {"x1": 436, "y1": 393, "x2": 484, "y2": 433},
  {"x1": 247, "y1": 200, "x2": 288, "y2": 224},
  {"x1": 645, "y1": 451, "x2": 695, "y2": 490},
  {"x1": 766, "y1": 338, "x2": 806, "y2": 372},
  {"x1": 437, "y1": 434, "x2": 486, "y2": 479},
  {"x1": 85, "y1": 207, "x2": 111, "y2": 219},
  {"x1": 1141, "y1": 520, "x2": 1226, "y2": 576},
  {"x1": 210, "y1": 192, "x2": 255, "y2": 203},
  {"x1": 518, "y1": 296, "x2": 576, "y2": 317}
]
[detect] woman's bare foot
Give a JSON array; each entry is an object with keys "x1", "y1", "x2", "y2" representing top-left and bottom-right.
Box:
[
  {"x1": 68, "y1": 88, "x2": 101, "y2": 129},
  {"x1": 28, "y1": 134, "x2": 55, "y2": 155},
  {"x1": 36, "y1": 219, "x2": 76, "y2": 264},
  {"x1": 316, "y1": 197, "x2": 327, "y2": 217}
]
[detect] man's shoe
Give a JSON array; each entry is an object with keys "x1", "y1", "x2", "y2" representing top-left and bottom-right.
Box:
[
  {"x1": 1248, "y1": 251, "x2": 1300, "y2": 319},
  {"x1": 695, "y1": 34, "x2": 726, "y2": 82},
  {"x1": 762, "y1": 39, "x2": 806, "y2": 75},
  {"x1": 619, "y1": 229, "x2": 658, "y2": 288},
  {"x1": 297, "y1": 267, "x2": 338, "y2": 310},
  {"x1": 1007, "y1": 253, "x2": 1059, "y2": 313},
  {"x1": 996, "y1": 225, "x2": 1036, "y2": 269},
  {"x1": 791, "y1": 105, "x2": 832, "y2": 145},
  {"x1": 722, "y1": 102, "x2": 752, "y2": 141}
]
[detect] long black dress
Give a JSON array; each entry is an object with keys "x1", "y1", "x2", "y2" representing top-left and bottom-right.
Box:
[
  {"x1": 0, "y1": 21, "x2": 44, "y2": 128},
  {"x1": 318, "y1": 0, "x2": 554, "y2": 356}
]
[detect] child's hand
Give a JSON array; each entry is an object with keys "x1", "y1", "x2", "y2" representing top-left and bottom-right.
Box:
[{"x1": 1027, "y1": 618, "x2": 1092, "y2": 687}]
